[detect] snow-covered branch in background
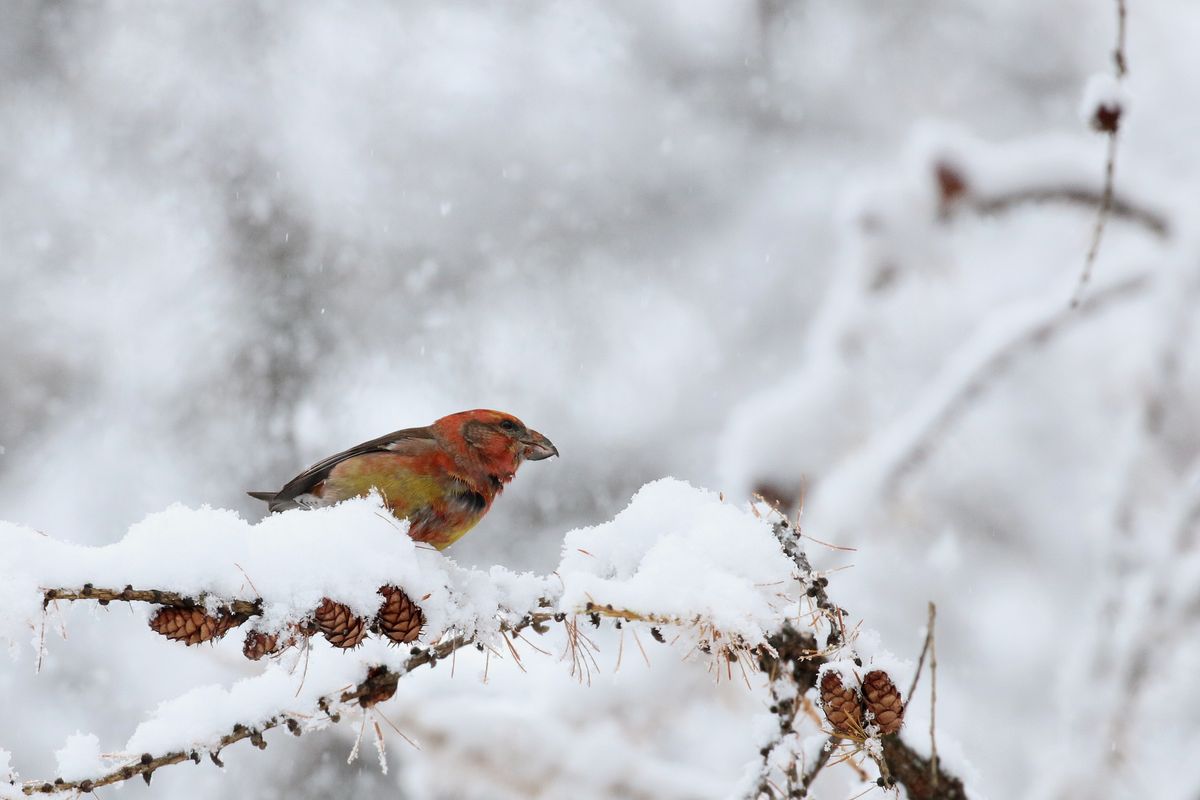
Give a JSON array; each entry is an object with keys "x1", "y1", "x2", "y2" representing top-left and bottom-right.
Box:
[
  {"x1": 1036, "y1": 239, "x2": 1200, "y2": 797},
  {"x1": 813, "y1": 268, "x2": 1150, "y2": 533},
  {"x1": 720, "y1": 122, "x2": 1174, "y2": 511},
  {"x1": 0, "y1": 481, "x2": 973, "y2": 798},
  {"x1": 929, "y1": 127, "x2": 1164, "y2": 239},
  {"x1": 715, "y1": 94, "x2": 1192, "y2": 797}
]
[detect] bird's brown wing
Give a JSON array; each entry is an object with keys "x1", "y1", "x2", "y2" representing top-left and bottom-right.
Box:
[{"x1": 257, "y1": 426, "x2": 440, "y2": 511}]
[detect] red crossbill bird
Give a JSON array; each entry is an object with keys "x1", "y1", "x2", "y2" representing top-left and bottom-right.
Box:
[{"x1": 248, "y1": 409, "x2": 557, "y2": 550}]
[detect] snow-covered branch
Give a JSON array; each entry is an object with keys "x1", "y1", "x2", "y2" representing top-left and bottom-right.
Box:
[
  {"x1": 42, "y1": 586, "x2": 260, "y2": 615},
  {"x1": 0, "y1": 482, "x2": 974, "y2": 800},
  {"x1": 15, "y1": 621, "x2": 558, "y2": 796},
  {"x1": 813, "y1": 269, "x2": 1149, "y2": 532},
  {"x1": 738, "y1": 523, "x2": 965, "y2": 799},
  {"x1": 956, "y1": 180, "x2": 1166, "y2": 238},
  {"x1": 2, "y1": 482, "x2": 974, "y2": 798},
  {"x1": 926, "y1": 129, "x2": 1167, "y2": 241}
]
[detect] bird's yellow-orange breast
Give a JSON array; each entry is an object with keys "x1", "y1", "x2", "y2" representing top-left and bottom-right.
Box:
[{"x1": 322, "y1": 452, "x2": 491, "y2": 550}]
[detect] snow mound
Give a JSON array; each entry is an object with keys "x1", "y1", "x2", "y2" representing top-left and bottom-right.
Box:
[
  {"x1": 558, "y1": 478, "x2": 796, "y2": 645},
  {"x1": 0, "y1": 494, "x2": 551, "y2": 655}
]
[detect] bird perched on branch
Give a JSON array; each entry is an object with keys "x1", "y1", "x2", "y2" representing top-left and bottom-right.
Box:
[{"x1": 248, "y1": 409, "x2": 558, "y2": 550}]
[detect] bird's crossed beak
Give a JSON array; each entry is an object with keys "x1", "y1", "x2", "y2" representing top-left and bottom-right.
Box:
[{"x1": 521, "y1": 429, "x2": 559, "y2": 461}]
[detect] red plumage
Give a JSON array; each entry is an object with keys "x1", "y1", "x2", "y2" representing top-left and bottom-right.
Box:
[{"x1": 248, "y1": 409, "x2": 557, "y2": 549}]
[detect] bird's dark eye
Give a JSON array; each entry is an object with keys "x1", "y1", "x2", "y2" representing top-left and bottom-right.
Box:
[{"x1": 500, "y1": 419, "x2": 518, "y2": 432}]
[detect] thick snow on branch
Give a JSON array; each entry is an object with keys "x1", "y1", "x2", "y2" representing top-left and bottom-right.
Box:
[
  {"x1": 123, "y1": 657, "x2": 366, "y2": 756},
  {"x1": 2, "y1": 480, "x2": 794, "y2": 659},
  {"x1": 559, "y1": 479, "x2": 795, "y2": 643},
  {"x1": 811, "y1": 268, "x2": 1150, "y2": 534},
  {"x1": 1, "y1": 479, "x2": 818, "y2": 795},
  {"x1": 1, "y1": 496, "x2": 548, "y2": 655}
]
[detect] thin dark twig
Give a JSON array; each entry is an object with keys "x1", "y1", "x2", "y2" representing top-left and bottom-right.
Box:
[
  {"x1": 1071, "y1": 134, "x2": 1120, "y2": 308},
  {"x1": 968, "y1": 186, "x2": 1166, "y2": 238},
  {"x1": 1114, "y1": 0, "x2": 1128, "y2": 77},
  {"x1": 1071, "y1": 0, "x2": 1130, "y2": 308},
  {"x1": 929, "y1": 603, "x2": 939, "y2": 789},
  {"x1": 902, "y1": 600, "x2": 941, "y2": 790},
  {"x1": 906, "y1": 608, "x2": 934, "y2": 703}
]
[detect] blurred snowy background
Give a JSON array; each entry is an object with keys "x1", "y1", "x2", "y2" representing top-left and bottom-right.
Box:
[{"x1": 3, "y1": 0, "x2": 1199, "y2": 798}]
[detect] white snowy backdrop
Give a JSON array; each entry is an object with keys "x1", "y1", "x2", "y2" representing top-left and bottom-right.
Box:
[{"x1": 2, "y1": 1, "x2": 1199, "y2": 798}]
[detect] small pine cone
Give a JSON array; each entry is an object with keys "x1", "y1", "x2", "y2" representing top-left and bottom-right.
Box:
[
  {"x1": 314, "y1": 598, "x2": 368, "y2": 649},
  {"x1": 819, "y1": 671, "x2": 864, "y2": 736},
  {"x1": 375, "y1": 586, "x2": 425, "y2": 644},
  {"x1": 150, "y1": 606, "x2": 243, "y2": 646},
  {"x1": 357, "y1": 665, "x2": 400, "y2": 708},
  {"x1": 862, "y1": 670, "x2": 905, "y2": 735},
  {"x1": 243, "y1": 623, "x2": 312, "y2": 660},
  {"x1": 242, "y1": 630, "x2": 281, "y2": 661}
]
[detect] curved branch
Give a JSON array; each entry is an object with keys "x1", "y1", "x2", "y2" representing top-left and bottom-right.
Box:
[
  {"x1": 814, "y1": 270, "x2": 1150, "y2": 523},
  {"x1": 884, "y1": 270, "x2": 1149, "y2": 491},
  {"x1": 21, "y1": 611, "x2": 552, "y2": 795},
  {"x1": 968, "y1": 186, "x2": 1166, "y2": 239}
]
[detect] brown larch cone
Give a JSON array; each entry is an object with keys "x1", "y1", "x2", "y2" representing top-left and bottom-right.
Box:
[
  {"x1": 243, "y1": 622, "x2": 314, "y2": 660},
  {"x1": 357, "y1": 665, "x2": 400, "y2": 708},
  {"x1": 375, "y1": 585, "x2": 425, "y2": 644},
  {"x1": 242, "y1": 630, "x2": 281, "y2": 661},
  {"x1": 819, "y1": 670, "x2": 864, "y2": 736},
  {"x1": 862, "y1": 670, "x2": 905, "y2": 735},
  {"x1": 150, "y1": 606, "x2": 244, "y2": 645},
  {"x1": 314, "y1": 598, "x2": 368, "y2": 649}
]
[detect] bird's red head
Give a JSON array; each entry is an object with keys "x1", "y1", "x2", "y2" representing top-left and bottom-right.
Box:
[{"x1": 433, "y1": 409, "x2": 558, "y2": 485}]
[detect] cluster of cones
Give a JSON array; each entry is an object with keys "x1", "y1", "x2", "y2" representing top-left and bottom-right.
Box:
[
  {"x1": 148, "y1": 585, "x2": 425, "y2": 658},
  {"x1": 819, "y1": 668, "x2": 905, "y2": 737}
]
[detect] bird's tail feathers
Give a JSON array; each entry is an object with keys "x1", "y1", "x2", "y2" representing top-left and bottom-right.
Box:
[{"x1": 246, "y1": 491, "x2": 277, "y2": 503}]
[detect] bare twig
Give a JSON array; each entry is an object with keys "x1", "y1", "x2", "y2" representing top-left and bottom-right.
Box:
[
  {"x1": 1071, "y1": 0, "x2": 1130, "y2": 307},
  {"x1": 906, "y1": 610, "x2": 933, "y2": 703},
  {"x1": 929, "y1": 603, "x2": 939, "y2": 789},
  {"x1": 969, "y1": 186, "x2": 1166, "y2": 239},
  {"x1": 1072, "y1": 135, "x2": 1121, "y2": 308},
  {"x1": 1114, "y1": 0, "x2": 1128, "y2": 78}
]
